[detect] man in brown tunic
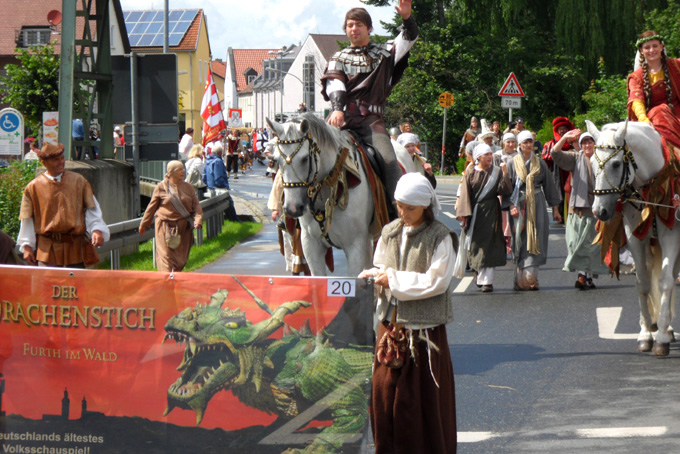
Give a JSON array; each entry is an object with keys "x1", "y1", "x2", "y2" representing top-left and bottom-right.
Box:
[{"x1": 17, "y1": 143, "x2": 109, "y2": 267}]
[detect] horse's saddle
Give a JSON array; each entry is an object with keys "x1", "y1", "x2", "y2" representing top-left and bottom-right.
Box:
[{"x1": 346, "y1": 132, "x2": 384, "y2": 188}]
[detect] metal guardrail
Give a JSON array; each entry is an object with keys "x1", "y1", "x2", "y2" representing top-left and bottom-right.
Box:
[{"x1": 97, "y1": 190, "x2": 233, "y2": 269}]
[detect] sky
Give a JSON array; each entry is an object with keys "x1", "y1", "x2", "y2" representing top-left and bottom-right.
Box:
[{"x1": 118, "y1": 0, "x2": 398, "y2": 60}]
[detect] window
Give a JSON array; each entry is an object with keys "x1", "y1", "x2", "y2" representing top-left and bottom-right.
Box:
[
  {"x1": 303, "y1": 54, "x2": 315, "y2": 111},
  {"x1": 17, "y1": 27, "x2": 51, "y2": 48},
  {"x1": 244, "y1": 68, "x2": 258, "y2": 85}
]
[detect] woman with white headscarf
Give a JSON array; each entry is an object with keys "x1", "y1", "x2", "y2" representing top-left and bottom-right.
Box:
[
  {"x1": 494, "y1": 133, "x2": 519, "y2": 254},
  {"x1": 359, "y1": 172, "x2": 457, "y2": 454},
  {"x1": 505, "y1": 131, "x2": 562, "y2": 290},
  {"x1": 551, "y1": 129, "x2": 609, "y2": 289},
  {"x1": 455, "y1": 143, "x2": 512, "y2": 291},
  {"x1": 397, "y1": 132, "x2": 437, "y2": 188},
  {"x1": 139, "y1": 160, "x2": 203, "y2": 272}
]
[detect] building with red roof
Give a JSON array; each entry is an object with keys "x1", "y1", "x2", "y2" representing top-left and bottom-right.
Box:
[{"x1": 122, "y1": 8, "x2": 213, "y2": 138}]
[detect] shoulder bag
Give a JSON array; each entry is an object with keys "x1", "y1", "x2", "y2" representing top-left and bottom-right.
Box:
[{"x1": 164, "y1": 182, "x2": 194, "y2": 249}]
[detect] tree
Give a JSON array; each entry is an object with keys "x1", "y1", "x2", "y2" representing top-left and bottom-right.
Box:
[
  {"x1": 0, "y1": 43, "x2": 60, "y2": 136},
  {"x1": 572, "y1": 58, "x2": 628, "y2": 128},
  {"x1": 645, "y1": 0, "x2": 680, "y2": 55},
  {"x1": 364, "y1": 0, "x2": 680, "y2": 173}
]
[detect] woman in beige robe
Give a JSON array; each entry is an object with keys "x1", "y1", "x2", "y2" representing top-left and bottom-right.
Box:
[{"x1": 139, "y1": 161, "x2": 203, "y2": 272}]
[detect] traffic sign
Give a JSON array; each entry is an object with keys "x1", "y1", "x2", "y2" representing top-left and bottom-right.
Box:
[
  {"x1": 498, "y1": 72, "x2": 525, "y2": 97},
  {"x1": 501, "y1": 97, "x2": 521, "y2": 109},
  {"x1": 0, "y1": 111, "x2": 21, "y2": 133},
  {"x1": 0, "y1": 108, "x2": 23, "y2": 156},
  {"x1": 438, "y1": 92, "x2": 454, "y2": 108}
]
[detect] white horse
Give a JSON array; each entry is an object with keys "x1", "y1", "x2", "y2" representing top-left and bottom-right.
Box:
[
  {"x1": 266, "y1": 114, "x2": 378, "y2": 276},
  {"x1": 588, "y1": 119, "x2": 679, "y2": 356}
]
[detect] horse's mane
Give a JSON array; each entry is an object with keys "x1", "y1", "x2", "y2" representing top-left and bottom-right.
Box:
[
  {"x1": 593, "y1": 121, "x2": 662, "y2": 169},
  {"x1": 598, "y1": 121, "x2": 659, "y2": 145},
  {"x1": 289, "y1": 113, "x2": 352, "y2": 153}
]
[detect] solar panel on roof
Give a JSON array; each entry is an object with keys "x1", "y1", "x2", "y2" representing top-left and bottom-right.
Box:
[
  {"x1": 140, "y1": 11, "x2": 158, "y2": 22},
  {"x1": 138, "y1": 34, "x2": 154, "y2": 46},
  {"x1": 123, "y1": 9, "x2": 199, "y2": 48},
  {"x1": 180, "y1": 10, "x2": 196, "y2": 21},
  {"x1": 128, "y1": 35, "x2": 142, "y2": 47},
  {"x1": 146, "y1": 22, "x2": 163, "y2": 34},
  {"x1": 150, "y1": 35, "x2": 165, "y2": 47},
  {"x1": 169, "y1": 33, "x2": 183, "y2": 46},
  {"x1": 173, "y1": 21, "x2": 192, "y2": 35},
  {"x1": 131, "y1": 22, "x2": 148, "y2": 34},
  {"x1": 126, "y1": 11, "x2": 142, "y2": 22}
]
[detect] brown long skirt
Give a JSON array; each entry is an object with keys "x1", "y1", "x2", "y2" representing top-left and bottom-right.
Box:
[{"x1": 371, "y1": 323, "x2": 457, "y2": 454}]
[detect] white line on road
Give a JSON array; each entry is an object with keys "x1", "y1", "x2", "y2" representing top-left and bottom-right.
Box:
[
  {"x1": 459, "y1": 432, "x2": 498, "y2": 442},
  {"x1": 596, "y1": 307, "x2": 637, "y2": 339},
  {"x1": 443, "y1": 211, "x2": 456, "y2": 219},
  {"x1": 459, "y1": 426, "x2": 668, "y2": 443},
  {"x1": 576, "y1": 426, "x2": 668, "y2": 438},
  {"x1": 454, "y1": 276, "x2": 473, "y2": 293}
]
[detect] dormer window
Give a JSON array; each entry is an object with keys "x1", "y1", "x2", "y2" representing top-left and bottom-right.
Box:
[
  {"x1": 16, "y1": 26, "x2": 51, "y2": 48},
  {"x1": 244, "y1": 68, "x2": 258, "y2": 85}
]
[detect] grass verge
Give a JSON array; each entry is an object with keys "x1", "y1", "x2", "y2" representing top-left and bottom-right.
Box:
[{"x1": 97, "y1": 220, "x2": 262, "y2": 271}]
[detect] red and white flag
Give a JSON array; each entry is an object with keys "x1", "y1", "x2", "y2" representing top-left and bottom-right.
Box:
[{"x1": 200, "y1": 66, "x2": 226, "y2": 146}]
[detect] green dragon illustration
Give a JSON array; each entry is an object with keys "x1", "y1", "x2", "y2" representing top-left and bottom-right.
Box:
[{"x1": 162, "y1": 277, "x2": 374, "y2": 453}]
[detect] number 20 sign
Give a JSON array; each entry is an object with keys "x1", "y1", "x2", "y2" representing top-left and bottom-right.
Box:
[{"x1": 327, "y1": 279, "x2": 356, "y2": 297}]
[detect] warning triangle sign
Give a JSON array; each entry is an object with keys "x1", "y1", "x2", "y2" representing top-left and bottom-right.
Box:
[{"x1": 498, "y1": 72, "x2": 525, "y2": 97}]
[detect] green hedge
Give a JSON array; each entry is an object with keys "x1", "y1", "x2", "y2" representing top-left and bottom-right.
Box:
[{"x1": 0, "y1": 160, "x2": 40, "y2": 238}]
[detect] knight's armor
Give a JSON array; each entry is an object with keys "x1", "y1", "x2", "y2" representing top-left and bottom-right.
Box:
[{"x1": 321, "y1": 16, "x2": 418, "y2": 121}]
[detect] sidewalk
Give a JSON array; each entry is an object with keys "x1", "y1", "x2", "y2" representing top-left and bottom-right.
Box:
[
  {"x1": 196, "y1": 192, "x2": 289, "y2": 275},
  {"x1": 196, "y1": 190, "x2": 348, "y2": 276}
]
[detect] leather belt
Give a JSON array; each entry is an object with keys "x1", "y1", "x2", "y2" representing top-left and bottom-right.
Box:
[
  {"x1": 39, "y1": 232, "x2": 84, "y2": 244},
  {"x1": 347, "y1": 101, "x2": 383, "y2": 116}
]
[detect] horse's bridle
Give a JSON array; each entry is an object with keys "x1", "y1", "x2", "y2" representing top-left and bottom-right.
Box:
[
  {"x1": 277, "y1": 133, "x2": 321, "y2": 195},
  {"x1": 276, "y1": 132, "x2": 343, "y2": 247},
  {"x1": 592, "y1": 140, "x2": 639, "y2": 197}
]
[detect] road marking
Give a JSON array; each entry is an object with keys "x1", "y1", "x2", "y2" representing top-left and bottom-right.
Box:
[
  {"x1": 596, "y1": 307, "x2": 637, "y2": 339},
  {"x1": 443, "y1": 211, "x2": 455, "y2": 218},
  {"x1": 458, "y1": 427, "x2": 668, "y2": 443},
  {"x1": 454, "y1": 276, "x2": 473, "y2": 293},
  {"x1": 459, "y1": 432, "x2": 498, "y2": 442},
  {"x1": 576, "y1": 426, "x2": 667, "y2": 438}
]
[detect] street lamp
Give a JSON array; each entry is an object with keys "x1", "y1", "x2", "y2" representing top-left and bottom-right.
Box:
[{"x1": 268, "y1": 49, "x2": 293, "y2": 121}]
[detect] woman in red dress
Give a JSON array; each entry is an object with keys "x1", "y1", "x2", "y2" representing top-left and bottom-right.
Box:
[{"x1": 627, "y1": 31, "x2": 680, "y2": 149}]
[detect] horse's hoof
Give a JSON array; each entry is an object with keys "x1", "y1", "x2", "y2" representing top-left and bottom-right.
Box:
[
  {"x1": 637, "y1": 340, "x2": 653, "y2": 352},
  {"x1": 653, "y1": 342, "x2": 670, "y2": 356},
  {"x1": 650, "y1": 323, "x2": 658, "y2": 332}
]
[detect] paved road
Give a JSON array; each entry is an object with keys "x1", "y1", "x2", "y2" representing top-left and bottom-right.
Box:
[{"x1": 200, "y1": 170, "x2": 680, "y2": 453}]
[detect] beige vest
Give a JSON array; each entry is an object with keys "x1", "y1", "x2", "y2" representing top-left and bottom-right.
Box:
[
  {"x1": 380, "y1": 219, "x2": 454, "y2": 325},
  {"x1": 20, "y1": 171, "x2": 95, "y2": 265}
]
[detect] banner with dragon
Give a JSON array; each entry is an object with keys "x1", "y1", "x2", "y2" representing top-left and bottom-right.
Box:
[{"x1": 0, "y1": 266, "x2": 375, "y2": 453}]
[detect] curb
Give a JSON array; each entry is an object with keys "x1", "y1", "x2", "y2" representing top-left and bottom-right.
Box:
[{"x1": 232, "y1": 195, "x2": 269, "y2": 224}]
